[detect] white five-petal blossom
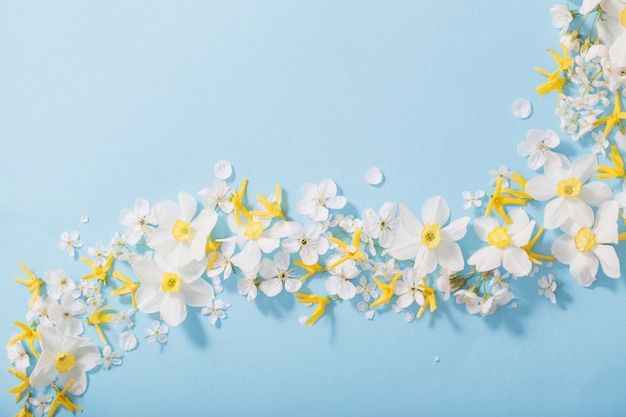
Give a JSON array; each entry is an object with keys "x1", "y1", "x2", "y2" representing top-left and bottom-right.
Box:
[
  {"x1": 525, "y1": 154, "x2": 613, "y2": 229},
  {"x1": 119, "y1": 198, "x2": 156, "y2": 245},
  {"x1": 147, "y1": 191, "x2": 218, "y2": 267},
  {"x1": 281, "y1": 221, "x2": 329, "y2": 265},
  {"x1": 467, "y1": 208, "x2": 536, "y2": 277},
  {"x1": 362, "y1": 202, "x2": 399, "y2": 248},
  {"x1": 551, "y1": 201, "x2": 621, "y2": 286},
  {"x1": 43, "y1": 269, "x2": 76, "y2": 300},
  {"x1": 202, "y1": 299, "x2": 230, "y2": 325},
  {"x1": 385, "y1": 196, "x2": 470, "y2": 277},
  {"x1": 393, "y1": 268, "x2": 425, "y2": 310},
  {"x1": 48, "y1": 293, "x2": 87, "y2": 336},
  {"x1": 325, "y1": 256, "x2": 360, "y2": 300},
  {"x1": 58, "y1": 231, "x2": 82, "y2": 257},
  {"x1": 296, "y1": 178, "x2": 347, "y2": 222},
  {"x1": 538, "y1": 273, "x2": 558, "y2": 303},
  {"x1": 145, "y1": 320, "x2": 168, "y2": 343},
  {"x1": 29, "y1": 325, "x2": 100, "y2": 395},
  {"x1": 133, "y1": 257, "x2": 214, "y2": 327},
  {"x1": 259, "y1": 251, "x2": 301, "y2": 296},
  {"x1": 516, "y1": 128, "x2": 562, "y2": 170}
]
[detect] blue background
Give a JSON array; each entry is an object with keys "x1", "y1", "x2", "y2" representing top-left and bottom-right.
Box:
[{"x1": 2, "y1": 1, "x2": 626, "y2": 416}]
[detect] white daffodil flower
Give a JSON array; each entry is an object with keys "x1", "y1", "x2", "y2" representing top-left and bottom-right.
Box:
[
  {"x1": 467, "y1": 208, "x2": 535, "y2": 277},
  {"x1": 29, "y1": 325, "x2": 100, "y2": 395},
  {"x1": 525, "y1": 154, "x2": 613, "y2": 229},
  {"x1": 147, "y1": 191, "x2": 217, "y2": 267},
  {"x1": 133, "y1": 257, "x2": 214, "y2": 327},
  {"x1": 551, "y1": 201, "x2": 620, "y2": 286},
  {"x1": 385, "y1": 196, "x2": 470, "y2": 277}
]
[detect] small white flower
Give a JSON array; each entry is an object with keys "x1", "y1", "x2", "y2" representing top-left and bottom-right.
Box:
[
  {"x1": 87, "y1": 242, "x2": 111, "y2": 267},
  {"x1": 296, "y1": 178, "x2": 347, "y2": 222},
  {"x1": 146, "y1": 320, "x2": 169, "y2": 344},
  {"x1": 355, "y1": 276, "x2": 378, "y2": 302},
  {"x1": 517, "y1": 129, "x2": 561, "y2": 170},
  {"x1": 98, "y1": 345, "x2": 122, "y2": 370},
  {"x1": 208, "y1": 241, "x2": 236, "y2": 280},
  {"x1": 393, "y1": 268, "x2": 425, "y2": 310},
  {"x1": 259, "y1": 251, "x2": 301, "y2": 297},
  {"x1": 237, "y1": 267, "x2": 260, "y2": 303},
  {"x1": 480, "y1": 287, "x2": 513, "y2": 316},
  {"x1": 281, "y1": 221, "x2": 329, "y2": 265},
  {"x1": 48, "y1": 293, "x2": 87, "y2": 336},
  {"x1": 538, "y1": 273, "x2": 558, "y2": 303},
  {"x1": 325, "y1": 257, "x2": 360, "y2": 300},
  {"x1": 362, "y1": 202, "x2": 399, "y2": 248},
  {"x1": 113, "y1": 308, "x2": 136, "y2": 329},
  {"x1": 550, "y1": 4, "x2": 574, "y2": 34},
  {"x1": 489, "y1": 166, "x2": 511, "y2": 187},
  {"x1": 461, "y1": 190, "x2": 485, "y2": 210},
  {"x1": 58, "y1": 231, "x2": 83, "y2": 257},
  {"x1": 201, "y1": 299, "x2": 230, "y2": 325},
  {"x1": 6, "y1": 341, "x2": 30, "y2": 373},
  {"x1": 119, "y1": 198, "x2": 155, "y2": 245},
  {"x1": 43, "y1": 269, "x2": 76, "y2": 300},
  {"x1": 455, "y1": 290, "x2": 482, "y2": 315},
  {"x1": 198, "y1": 180, "x2": 234, "y2": 213},
  {"x1": 591, "y1": 131, "x2": 609, "y2": 156},
  {"x1": 28, "y1": 393, "x2": 52, "y2": 416}
]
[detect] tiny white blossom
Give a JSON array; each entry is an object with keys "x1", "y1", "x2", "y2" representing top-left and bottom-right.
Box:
[
  {"x1": 146, "y1": 321, "x2": 168, "y2": 344},
  {"x1": 98, "y1": 345, "x2": 122, "y2": 370},
  {"x1": 461, "y1": 190, "x2": 485, "y2": 209},
  {"x1": 202, "y1": 299, "x2": 231, "y2": 325},
  {"x1": 58, "y1": 231, "x2": 82, "y2": 257},
  {"x1": 28, "y1": 393, "x2": 52, "y2": 416},
  {"x1": 538, "y1": 273, "x2": 558, "y2": 304}
]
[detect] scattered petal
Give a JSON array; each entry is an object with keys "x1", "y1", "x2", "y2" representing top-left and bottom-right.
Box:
[
  {"x1": 433, "y1": 355, "x2": 440, "y2": 362},
  {"x1": 80, "y1": 215, "x2": 89, "y2": 224},
  {"x1": 512, "y1": 98, "x2": 532, "y2": 119},
  {"x1": 364, "y1": 167, "x2": 383, "y2": 185},
  {"x1": 214, "y1": 160, "x2": 233, "y2": 180},
  {"x1": 119, "y1": 331, "x2": 138, "y2": 351}
]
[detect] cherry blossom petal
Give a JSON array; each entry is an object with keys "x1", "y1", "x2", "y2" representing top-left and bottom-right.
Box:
[
  {"x1": 214, "y1": 160, "x2": 233, "y2": 180},
  {"x1": 364, "y1": 167, "x2": 383, "y2": 185}
]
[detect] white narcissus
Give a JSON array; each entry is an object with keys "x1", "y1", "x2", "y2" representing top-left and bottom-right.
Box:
[
  {"x1": 29, "y1": 325, "x2": 100, "y2": 395},
  {"x1": 147, "y1": 191, "x2": 217, "y2": 267},
  {"x1": 525, "y1": 154, "x2": 613, "y2": 230},
  {"x1": 467, "y1": 208, "x2": 535, "y2": 277},
  {"x1": 551, "y1": 201, "x2": 621, "y2": 287},
  {"x1": 133, "y1": 257, "x2": 214, "y2": 327},
  {"x1": 385, "y1": 196, "x2": 470, "y2": 277}
]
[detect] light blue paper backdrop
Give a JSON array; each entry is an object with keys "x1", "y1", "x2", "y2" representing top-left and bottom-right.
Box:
[{"x1": 2, "y1": 1, "x2": 625, "y2": 416}]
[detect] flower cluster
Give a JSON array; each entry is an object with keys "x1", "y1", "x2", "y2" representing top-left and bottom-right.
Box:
[{"x1": 6, "y1": 3, "x2": 626, "y2": 416}]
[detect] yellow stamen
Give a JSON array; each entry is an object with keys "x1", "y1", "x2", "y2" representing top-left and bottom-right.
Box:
[
  {"x1": 161, "y1": 272, "x2": 181, "y2": 293},
  {"x1": 55, "y1": 352, "x2": 75, "y2": 373},
  {"x1": 574, "y1": 227, "x2": 596, "y2": 253},
  {"x1": 243, "y1": 221, "x2": 264, "y2": 240},
  {"x1": 421, "y1": 223, "x2": 442, "y2": 249},
  {"x1": 556, "y1": 177, "x2": 582, "y2": 198},
  {"x1": 487, "y1": 226, "x2": 511, "y2": 249},
  {"x1": 171, "y1": 220, "x2": 192, "y2": 241}
]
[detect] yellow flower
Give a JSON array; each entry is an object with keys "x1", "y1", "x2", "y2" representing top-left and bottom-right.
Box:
[
  {"x1": 596, "y1": 144, "x2": 626, "y2": 179},
  {"x1": 594, "y1": 91, "x2": 626, "y2": 138},
  {"x1": 87, "y1": 305, "x2": 116, "y2": 344},
  {"x1": 485, "y1": 175, "x2": 529, "y2": 224},
  {"x1": 534, "y1": 44, "x2": 573, "y2": 96},
  {"x1": 327, "y1": 228, "x2": 366, "y2": 270},
  {"x1": 416, "y1": 279, "x2": 437, "y2": 319},
  {"x1": 7, "y1": 367, "x2": 29, "y2": 403},
  {"x1": 13, "y1": 262, "x2": 43, "y2": 308},
  {"x1": 294, "y1": 293, "x2": 331, "y2": 326},
  {"x1": 15, "y1": 403, "x2": 34, "y2": 417},
  {"x1": 49, "y1": 379, "x2": 82, "y2": 417},
  {"x1": 6, "y1": 321, "x2": 40, "y2": 359},
  {"x1": 231, "y1": 178, "x2": 251, "y2": 226},
  {"x1": 520, "y1": 226, "x2": 556, "y2": 265},
  {"x1": 293, "y1": 260, "x2": 325, "y2": 281},
  {"x1": 249, "y1": 183, "x2": 287, "y2": 220},
  {"x1": 110, "y1": 271, "x2": 140, "y2": 309},
  {"x1": 80, "y1": 255, "x2": 114, "y2": 286},
  {"x1": 369, "y1": 272, "x2": 402, "y2": 309}
]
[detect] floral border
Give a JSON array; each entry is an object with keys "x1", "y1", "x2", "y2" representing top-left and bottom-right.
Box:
[{"x1": 7, "y1": 2, "x2": 626, "y2": 416}]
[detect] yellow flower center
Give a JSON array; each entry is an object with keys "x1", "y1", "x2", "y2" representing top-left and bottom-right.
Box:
[
  {"x1": 557, "y1": 177, "x2": 582, "y2": 198},
  {"x1": 487, "y1": 226, "x2": 511, "y2": 249},
  {"x1": 421, "y1": 223, "x2": 442, "y2": 249},
  {"x1": 161, "y1": 272, "x2": 181, "y2": 293},
  {"x1": 55, "y1": 352, "x2": 76, "y2": 373},
  {"x1": 172, "y1": 220, "x2": 192, "y2": 241},
  {"x1": 243, "y1": 221, "x2": 264, "y2": 240},
  {"x1": 620, "y1": 8, "x2": 626, "y2": 28},
  {"x1": 574, "y1": 227, "x2": 596, "y2": 253}
]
